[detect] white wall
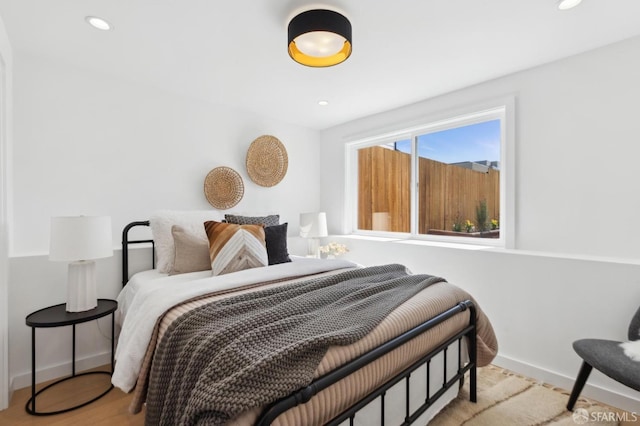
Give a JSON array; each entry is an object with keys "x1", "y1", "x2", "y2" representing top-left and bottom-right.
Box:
[
  {"x1": 320, "y1": 36, "x2": 640, "y2": 412},
  {"x1": 8, "y1": 53, "x2": 321, "y2": 390},
  {"x1": 0, "y1": 13, "x2": 12, "y2": 411},
  {"x1": 12, "y1": 53, "x2": 321, "y2": 255}
]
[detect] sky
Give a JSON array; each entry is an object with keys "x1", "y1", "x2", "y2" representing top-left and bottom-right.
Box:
[{"x1": 394, "y1": 119, "x2": 501, "y2": 164}]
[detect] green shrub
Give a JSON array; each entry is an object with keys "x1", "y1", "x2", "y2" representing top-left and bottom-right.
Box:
[{"x1": 475, "y1": 199, "x2": 489, "y2": 233}]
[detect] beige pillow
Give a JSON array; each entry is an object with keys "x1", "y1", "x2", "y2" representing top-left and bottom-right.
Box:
[
  {"x1": 169, "y1": 225, "x2": 212, "y2": 275},
  {"x1": 149, "y1": 210, "x2": 223, "y2": 273},
  {"x1": 204, "y1": 221, "x2": 267, "y2": 276}
]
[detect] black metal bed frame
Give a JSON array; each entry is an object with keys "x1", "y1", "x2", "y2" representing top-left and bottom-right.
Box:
[
  {"x1": 121, "y1": 220, "x2": 154, "y2": 286},
  {"x1": 121, "y1": 221, "x2": 477, "y2": 425}
]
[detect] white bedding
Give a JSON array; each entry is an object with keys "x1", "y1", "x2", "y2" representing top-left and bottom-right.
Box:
[{"x1": 112, "y1": 257, "x2": 358, "y2": 392}]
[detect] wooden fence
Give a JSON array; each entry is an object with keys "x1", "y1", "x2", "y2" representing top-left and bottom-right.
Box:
[{"x1": 358, "y1": 146, "x2": 499, "y2": 234}]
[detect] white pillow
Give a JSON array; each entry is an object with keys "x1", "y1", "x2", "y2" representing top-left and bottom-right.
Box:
[
  {"x1": 621, "y1": 340, "x2": 640, "y2": 362},
  {"x1": 149, "y1": 210, "x2": 223, "y2": 273}
]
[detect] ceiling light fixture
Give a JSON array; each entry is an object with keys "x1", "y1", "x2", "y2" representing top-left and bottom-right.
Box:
[
  {"x1": 288, "y1": 9, "x2": 352, "y2": 67},
  {"x1": 318, "y1": 100, "x2": 329, "y2": 106},
  {"x1": 85, "y1": 16, "x2": 112, "y2": 31},
  {"x1": 557, "y1": 0, "x2": 583, "y2": 10}
]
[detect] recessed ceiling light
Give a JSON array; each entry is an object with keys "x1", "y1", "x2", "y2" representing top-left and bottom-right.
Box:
[
  {"x1": 85, "y1": 16, "x2": 112, "y2": 31},
  {"x1": 318, "y1": 100, "x2": 329, "y2": 106},
  {"x1": 557, "y1": 0, "x2": 583, "y2": 10}
]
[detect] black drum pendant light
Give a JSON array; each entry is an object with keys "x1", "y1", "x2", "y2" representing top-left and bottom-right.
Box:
[{"x1": 288, "y1": 9, "x2": 352, "y2": 67}]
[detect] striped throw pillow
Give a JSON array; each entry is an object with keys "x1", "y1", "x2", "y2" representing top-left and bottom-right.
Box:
[{"x1": 204, "y1": 221, "x2": 268, "y2": 276}]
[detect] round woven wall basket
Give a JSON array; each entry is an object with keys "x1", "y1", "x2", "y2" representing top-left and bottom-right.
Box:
[
  {"x1": 203, "y1": 166, "x2": 244, "y2": 210},
  {"x1": 246, "y1": 135, "x2": 288, "y2": 187}
]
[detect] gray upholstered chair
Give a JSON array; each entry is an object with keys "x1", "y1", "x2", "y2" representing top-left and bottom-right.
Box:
[{"x1": 567, "y1": 305, "x2": 640, "y2": 410}]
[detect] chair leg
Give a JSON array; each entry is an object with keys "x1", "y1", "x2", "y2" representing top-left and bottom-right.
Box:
[{"x1": 567, "y1": 361, "x2": 593, "y2": 411}]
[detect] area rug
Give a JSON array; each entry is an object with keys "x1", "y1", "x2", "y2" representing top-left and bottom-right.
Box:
[{"x1": 429, "y1": 365, "x2": 633, "y2": 425}]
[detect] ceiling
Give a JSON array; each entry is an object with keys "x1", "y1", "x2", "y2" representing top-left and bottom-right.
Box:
[{"x1": 1, "y1": 0, "x2": 640, "y2": 130}]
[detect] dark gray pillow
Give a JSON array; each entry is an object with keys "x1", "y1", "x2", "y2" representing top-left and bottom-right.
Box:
[
  {"x1": 264, "y1": 223, "x2": 291, "y2": 265},
  {"x1": 629, "y1": 306, "x2": 640, "y2": 341},
  {"x1": 225, "y1": 214, "x2": 279, "y2": 227}
]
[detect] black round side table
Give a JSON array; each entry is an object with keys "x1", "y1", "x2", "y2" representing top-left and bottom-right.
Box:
[{"x1": 24, "y1": 298, "x2": 118, "y2": 415}]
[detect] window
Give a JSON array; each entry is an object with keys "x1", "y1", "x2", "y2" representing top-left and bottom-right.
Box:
[{"x1": 347, "y1": 100, "x2": 513, "y2": 247}]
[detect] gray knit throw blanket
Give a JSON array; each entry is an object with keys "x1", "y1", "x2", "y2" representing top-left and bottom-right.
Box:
[{"x1": 145, "y1": 264, "x2": 445, "y2": 426}]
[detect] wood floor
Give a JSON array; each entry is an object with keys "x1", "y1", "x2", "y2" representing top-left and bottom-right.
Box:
[
  {"x1": 0, "y1": 365, "x2": 636, "y2": 425},
  {"x1": 0, "y1": 366, "x2": 144, "y2": 426}
]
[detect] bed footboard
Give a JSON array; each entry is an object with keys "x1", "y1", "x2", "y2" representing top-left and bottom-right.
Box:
[{"x1": 256, "y1": 300, "x2": 477, "y2": 426}]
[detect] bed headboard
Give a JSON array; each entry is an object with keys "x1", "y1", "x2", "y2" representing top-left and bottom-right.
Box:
[{"x1": 122, "y1": 221, "x2": 155, "y2": 286}]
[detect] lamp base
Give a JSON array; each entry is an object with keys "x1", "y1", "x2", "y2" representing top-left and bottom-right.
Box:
[
  {"x1": 307, "y1": 238, "x2": 320, "y2": 258},
  {"x1": 66, "y1": 260, "x2": 98, "y2": 312}
]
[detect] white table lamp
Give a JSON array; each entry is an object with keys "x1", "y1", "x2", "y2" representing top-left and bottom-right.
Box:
[
  {"x1": 49, "y1": 216, "x2": 113, "y2": 312},
  {"x1": 299, "y1": 212, "x2": 328, "y2": 257}
]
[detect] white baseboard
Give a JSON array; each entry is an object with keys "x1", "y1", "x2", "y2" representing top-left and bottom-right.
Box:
[
  {"x1": 10, "y1": 351, "x2": 112, "y2": 392},
  {"x1": 493, "y1": 354, "x2": 640, "y2": 414}
]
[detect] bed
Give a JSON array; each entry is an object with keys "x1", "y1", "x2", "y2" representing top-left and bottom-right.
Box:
[{"x1": 113, "y1": 212, "x2": 498, "y2": 425}]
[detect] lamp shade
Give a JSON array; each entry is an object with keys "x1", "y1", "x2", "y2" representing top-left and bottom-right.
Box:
[
  {"x1": 288, "y1": 9, "x2": 352, "y2": 67},
  {"x1": 299, "y1": 212, "x2": 328, "y2": 238},
  {"x1": 49, "y1": 216, "x2": 113, "y2": 261}
]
